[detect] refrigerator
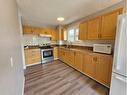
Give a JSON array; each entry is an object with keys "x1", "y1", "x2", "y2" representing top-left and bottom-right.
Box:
[{"x1": 110, "y1": 13, "x2": 127, "y2": 95}]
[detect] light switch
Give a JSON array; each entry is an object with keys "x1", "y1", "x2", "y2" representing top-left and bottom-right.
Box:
[{"x1": 10, "y1": 57, "x2": 14, "y2": 67}]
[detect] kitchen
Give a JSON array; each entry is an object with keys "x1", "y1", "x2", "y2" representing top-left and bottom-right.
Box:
[
  {"x1": 19, "y1": 0, "x2": 126, "y2": 95},
  {"x1": 20, "y1": 1, "x2": 126, "y2": 94},
  {"x1": 0, "y1": 0, "x2": 126, "y2": 95}
]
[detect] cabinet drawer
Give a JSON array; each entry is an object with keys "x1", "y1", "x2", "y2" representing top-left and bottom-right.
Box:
[
  {"x1": 25, "y1": 49, "x2": 40, "y2": 53},
  {"x1": 25, "y1": 52, "x2": 40, "y2": 58},
  {"x1": 25, "y1": 57, "x2": 41, "y2": 65},
  {"x1": 24, "y1": 49, "x2": 41, "y2": 65}
]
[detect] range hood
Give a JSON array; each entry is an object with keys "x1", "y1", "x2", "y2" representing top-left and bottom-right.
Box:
[{"x1": 39, "y1": 34, "x2": 52, "y2": 37}]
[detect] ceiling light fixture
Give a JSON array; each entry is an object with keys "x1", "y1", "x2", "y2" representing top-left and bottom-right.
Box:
[{"x1": 57, "y1": 17, "x2": 65, "y2": 21}]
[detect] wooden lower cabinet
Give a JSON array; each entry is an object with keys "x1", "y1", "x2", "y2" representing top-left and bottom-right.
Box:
[
  {"x1": 82, "y1": 52, "x2": 113, "y2": 86},
  {"x1": 58, "y1": 48, "x2": 75, "y2": 66},
  {"x1": 66, "y1": 50, "x2": 75, "y2": 66},
  {"x1": 24, "y1": 49, "x2": 41, "y2": 65},
  {"x1": 58, "y1": 48, "x2": 65, "y2": 61},
  {"x1": 83, "y1": 52, "x2": 96, "y2": 78},
  {"x1": 95, "y1": 54, "x2": 113, "y2": 86},
  {"x1": 58, "y1": 48, "x2": 113, "y2": 87},
  {"x1": 74, "y1": 51, "x2": 83, "y2": 71}
]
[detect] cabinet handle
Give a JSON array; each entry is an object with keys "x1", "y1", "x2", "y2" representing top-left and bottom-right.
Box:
[{"x1": 93, "y1": 57, "x2": 97, "y2": 62}]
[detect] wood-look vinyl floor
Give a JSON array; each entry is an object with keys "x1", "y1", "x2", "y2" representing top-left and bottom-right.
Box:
[{"x1": 24, "y1": 60, "x2": 109, "y2": 95}]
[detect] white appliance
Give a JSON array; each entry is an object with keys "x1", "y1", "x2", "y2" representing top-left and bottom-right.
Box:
[
  {"x1": 110, "y1": 14, "x2": 127, "y2": 95},
  {"x1": 93, "y1": 44, "x2": 112, "y2": 54}
]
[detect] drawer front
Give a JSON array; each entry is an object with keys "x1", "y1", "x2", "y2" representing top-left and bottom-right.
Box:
[
  {"x1": 25, "y1": 49, "x2": 41, "y2": 65},
  {"x1": 25, "y1": 52, "x2": 41, "y2": 58},
  {"x1": 25, "y1": 57, "x2": 41, "y2": 65},
  {"x1": 25, "y1": 49, "x2": 40, "y2": 54}
]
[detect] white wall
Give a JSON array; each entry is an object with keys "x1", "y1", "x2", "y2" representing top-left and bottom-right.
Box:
[{"x1": 0, "y1": 0, "x2": 24, "y2": 95}]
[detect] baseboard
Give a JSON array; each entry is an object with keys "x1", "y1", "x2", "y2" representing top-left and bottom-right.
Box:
[
  {"x1": 54, "y1": 58, "x2": 59, "y2": 60},
  {"x1": 59, "y1": 59, "x2": 110, "y2": 88},
  {"x1": 26, "y1": 62, "x2": 41, "y2": 67}
]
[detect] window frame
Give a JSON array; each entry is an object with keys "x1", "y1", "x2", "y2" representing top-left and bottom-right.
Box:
[{"x1": 67, "y1": 25, "x2": 79, "y2": 42}]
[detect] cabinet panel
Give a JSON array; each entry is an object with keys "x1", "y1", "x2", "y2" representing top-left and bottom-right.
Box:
[
  {"x1": 52, "y1": 29, "x2": 58, "y2": 41},
  {"x1": 79, "y1": 21, "x2": 88, "y2": 40},
  {"x1": 95, "y1": 54, "x2": 113, "y2": 86},
  {"x1": 101, "y1": 10, "x2": 120, "y2": 40},
  {"x1": 64, "y1": 50, "x2": 75, "y2": 66},
  {"x1": 32, "y1": 27, "x2": 41, "y2": 34},
  {"x1": 74, "y1": 51, "x2": 83, "y2": 71},
  {"x1": 23, "y1": 26, "x2": 33, "y2": 34},
  {"x1": 58, "y1": 48, "x2": 63, "y2": 60},
  {"x1": 54, "y1": 47, "x2": 58, "y2": 59},
  {"x1": 87, "y1": 17, "x2": 101, "y2": 40},
  {"x1": 83, "y1": 53, "x2": 96, "y2": 78},
  {"x1": 24, "y1": 49, "x2": 41, "y2": 65}
]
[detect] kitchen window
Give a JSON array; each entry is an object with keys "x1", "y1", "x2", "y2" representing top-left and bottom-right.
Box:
[{"x1": 68, "y1": 27, "x2": 79, "y2": 42}]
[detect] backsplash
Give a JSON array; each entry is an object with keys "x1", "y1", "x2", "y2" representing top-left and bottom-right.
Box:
[
  {"x1": 22, "y1": 34, "x2": 52, "y2": 46},
  {"x1": 71, "y1": 40, "x2": 115, "y2": 48},
  {"x1": 22, "y1": 34, "x2": 115, "y2": 49}
]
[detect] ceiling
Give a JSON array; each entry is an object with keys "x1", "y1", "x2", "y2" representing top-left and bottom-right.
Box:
[{"x1": 17, "y1": 0, "x2": 123, "y2": 27}]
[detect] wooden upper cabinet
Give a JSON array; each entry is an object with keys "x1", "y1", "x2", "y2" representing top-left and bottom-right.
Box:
[
  {"x1": 32, "y1": 27, "x2": 41, "y2": 34},
  {"x1": 61, "y1": 28, "x2": 65, "y2": 40},
  {"x1": 87, "y1": 17, "x2": 101, "y2": 40},
  {"x1": 79, "y1": 21, "x2": 88, "y2": 40},
  {"x1": 41, "y1": 28, "x2": 51, "y2": 35},
  {"x1": 51, "y1": 29, "x2": 58, "y2": 41},
  {"x1": 59, "y1": 27, "x2": 67, "y2": 41},
  {"x1": 101, "y1": 9, "x2": 121, "y2": 40},
  {"x1": 78, "y1": 8, "x2": 123, "y2": 40},
  {"x1": 23, "y1": 26, "x2": 33, "y2": 34},
  {"x1": 46, "y1": 29, "x2": 52, "y2": 35}
]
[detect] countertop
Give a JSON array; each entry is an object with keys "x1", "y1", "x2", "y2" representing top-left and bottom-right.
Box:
[
  {"x1": 58, "y1": 46, "x2": 113, "y2": 56},
  {"x1": 24, "y1": 45, "x2": 113, "y2": 56}
]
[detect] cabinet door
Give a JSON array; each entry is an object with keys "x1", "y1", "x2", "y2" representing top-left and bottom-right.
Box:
[
  {"x1": 46, "y1": 29, "x2": 52, "y2": 35},
  {"x1": 87, "y1": 17, "x2": 101, "y2": 40},
  {"x1": 32, "y1": 27, "x2": 41, "y2": 34},
  {"x1": 65, "y1": 50, "x2": 75, "y2": 66},
  {"x1": 59, "y1": 28, "x2": 66, "y2": 41},
  {"x1": 95, "y1": 54, "x2": 113, "y2": 86},
  {"x1": 58, "y1": 48, "x2": 63, "y2": 60},
  {"x1": 101, "y1": 10, "x2": 120, "y2": 40},
  {"x1": 74, "y1": 51, "x2": 83, "y2": 71},
  {"x1": 52, "y1": 29, "x2": 58, "y2": 41},
  {"x1": 54, "y1": 47, "x2": 58, "y2": 59},
  {"x1": 40, "y1": 28, "x2": 51, "y2": 35},
  {"x1": 83, "y1": 53, "x2": 96, "y2": 78},
  {"x1": 23, "y1": 26, "x2": 33, "y2": 34},
  {"x1": 79, "y1": 21, "x2": 88, "y2": 40}
]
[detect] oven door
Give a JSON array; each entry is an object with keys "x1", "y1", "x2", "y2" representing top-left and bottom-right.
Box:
[{"x1": 42, "y1": 49, "x2": 53, "y2": 60}]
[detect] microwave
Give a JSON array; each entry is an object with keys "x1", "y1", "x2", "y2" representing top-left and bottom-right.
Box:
[{"x1": 93, "y1": 44, "x2": 112, "y2": 54}]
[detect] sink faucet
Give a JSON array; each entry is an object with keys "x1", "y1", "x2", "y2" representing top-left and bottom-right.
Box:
[{"x1": 66, "y1": 41, "x2": 72, "y2": 49}]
